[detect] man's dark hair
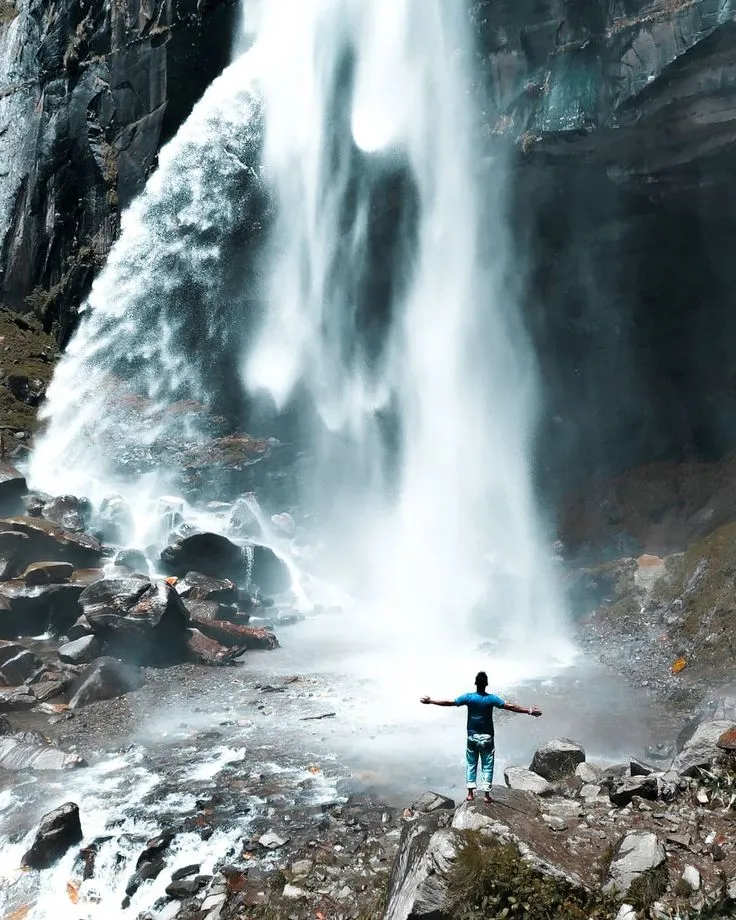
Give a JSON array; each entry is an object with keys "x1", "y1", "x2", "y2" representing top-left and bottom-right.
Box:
[{"x1": 475, "y1": 671, "x2": 488, "y2": 689}]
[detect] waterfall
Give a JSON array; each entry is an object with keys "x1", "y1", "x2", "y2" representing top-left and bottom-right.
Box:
[{"x1": 28, "y1": 0, "x2": 571, "y2": 666}]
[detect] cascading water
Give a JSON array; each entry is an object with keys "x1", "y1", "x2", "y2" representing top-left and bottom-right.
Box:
[
  {"x1": 245, "y1": 0, "x2": 571, "y2": 666},
  {"x1": 27, "y1": 0, "x2": 572, "y2": 665}
]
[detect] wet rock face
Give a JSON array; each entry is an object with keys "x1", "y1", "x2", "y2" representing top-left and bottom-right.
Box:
[
  {"x1": 0, "y1": 0, "x2": 239, "y2": 339},
  {"x1": 67, "y1": 656, "x2": 143, "y2": 709},
  {"x1": 22, "y1": 802, "x2": 83, "y2": 869}
]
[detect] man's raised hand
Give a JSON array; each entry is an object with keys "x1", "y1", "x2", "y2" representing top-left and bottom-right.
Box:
[{"x1": 420, "y1": 696, "x2": 431, "y2": 704}]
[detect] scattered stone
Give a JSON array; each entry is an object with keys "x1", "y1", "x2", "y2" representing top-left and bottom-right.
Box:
[
  {"x1": 0, "y1": 531, "x2": 30, "y2": 580},
  {"x1": 282, "y1": 884, "x2": 307, "y2": 900},
  {"x1": 410, "y1": 791, "x2": 455, "y2": 813},
  {"x1": 504, "y1": 766, "x2": 551, "y2": 795},
  {"x1": 171, "y1": 864, "x2": 201, "y2": 881},
  {"x1": 604, "y1": 831, "x2": 666, "y2": 897},
  {"x1": 575, "y1": 762, "x2": 602, "y2": 783},
  {"x1": 581, "y1": 783, "x2": 603, "y2": 800},
  {"x1": 176, "y1": 572, "x2": 239, "y2": 605},
  {"x1": 671, "y1": 720, "x2": 734, "y2": 776},
  {"x1": 609, "y1": 775, "x2": 661, "y2": 807},
  {"x1": 258, "y1": 831, "x2": 288, "y2": 849},
  {"x1": 0, "y1": 639, "x2": 24, "y2": 665},
  {"x1": 200, "y1": 892, "x2": 226, "y2": 911},
  {"x1": 166, "y1": 878, "x2": 202, "y2": 898},
  {"x1": 126, "y1": 858, "x2": 165, "y2": 897},
  {"x1": 544, "y1": 801, "x2": 582, "y2": 819},
  {"x1": 22, "y1": 561, "x2": 74, "y2": 586},
  {"x1": 615, "y1": 905, "x2": 637, "y2": 920},
  {"x1": 58, "y1": 636, "x2": 102, "y2": 665},
  {"x1": 22, "y1": 802, "x2": 83, "y2": 869},
  {"x1": 0, "y1": 735, "x2": 85, "y2": 770},
  {"x1": 0, "y1": 649, "x2": 41, "y2": 685},
  {"x1": 529, "y1": 739, "x2": 586, "y2": 781},
  {"x1": 0, "y1": 687, "x2": 36, "y2": 711},
  {"x1": 630, "y1": 758, "x2": 657, "y2": 777},
  {"x1": 113, "y1": 549, "x2": 150, "y2": 573},
  {"x1": 717, "y1": 726, "x2": 736, "y2": 751},
  {"x1": 189, "y1": 616, "x2": 278, "y2": 651},
  {"x1": 186, "y1": 628, "x2": 244, "y2": 665},
  {"x1": 42, "y1": 495, "x2": 90, "y2": 532},
  {"x1": 68, "y1": 657, "x2": 143, "y2": 709},
  {"x1": 291, "y1": 859, "x2": 313, "y2": 876},
  {"x1": 0, "y1": 517, "x2": 102, "y2": 568},
  {"x1": 681, "y1": 865, "x2": 700, "y2": 891},
  {"x1": 0, "y1": 463, "x2": 26, "y2": 515},
  {"x1": 542, "y1": 815, "x2": 568, "y2": 831}
]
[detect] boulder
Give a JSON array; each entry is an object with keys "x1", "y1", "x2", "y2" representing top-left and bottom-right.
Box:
[
  {"x1": 604, "y1": 831, "x2": 666, "y2": 897},
  {"x1": 0, "y1": 531, "x2": 30, "y2": 580},
  {"x1": 529, "y1": 739, "x2": 586, "y2": 781},
  {"x1": 671, "y1": 720, "x2": 735, "y2": 776},
  {"x1": 0, "y1": 517, "x2": 102, "y2": 568},
  {"x1": 186, "y1": 628, "x2": 244, "y2": 665},
  {"x1": 160, "y1": 533, "x2": 291, "y2": 593},
  {"x1": 0, "y1": 463, "x2": 26, "y2": 515},
  {"x1": 160, "y1": 532, "x2": 245, "y2": 580},
  {"x1": 113, "y1": 549, "x2": 150, "y2": 574},
  {"x1": 0, "y1": 582, "x2": 85, "y2": 637},
  {"x1": 384, "y1": 816, "x2": 458, "y2": 920},
  {"x1": 630, "y1": 758, "x2": 657, "y2": 777},
  {"x1": 95, "y1": 495, "x2": 135, "y2": 544},
  {"x1": 0, "y1": 736, "x2": 85, "y2": 771},
  {"x1": 189, "y1": 616, "x2": 278, "y2": 650},
  {"x1": 0, "y1": 639, "x2": 24, "y2": 665},
  {"x1": 410, "y1": 791, "x2": 455, "y2": 813},
  {"x1": 58, "y1": 636, "x2": 102, "y2": 665},
  {"x1": 0, "y1": 687, "x2": 36, "y2": 711},
  {"x1": 176, "y1": 571, "x2": 239, "y2": 605},
  {"x1": 22, "y1": 561, "x2": 74, "y2": 586},
  {"x1": 22, "y1": 803, "x2": 83, "y2": 869},
  {"x1": 609, "y1": 775, "x2": 662, "y2": 807},
  {"x1": 79, "y1": 576, "x2": 151, "y2": 618},
  {"x1": 83, "y1": 582, "x2": 190, "y2": 663},
  {"x1": 181, "y1": 598, "x2": 238, "y2": 622},
  {"x1": 68, "y1": 657, "x2": 143, "y2": 709},
  {"x1": 41, "y1": 495, "x2": 90, "y2": 533},
  {"x1": 504, "y1": 766, "x2": 551, "y2": 796},
  {"x1": 575, "y1": 762, "x2": 603, "y2": 783},
  {"x1": 0, "y1": 649, "x2": 41, "y2": 685},
  {"x1": 717, "y1": 726, "x2": 736, "y2": 751}
]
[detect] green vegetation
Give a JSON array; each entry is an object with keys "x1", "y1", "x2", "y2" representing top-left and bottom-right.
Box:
[
  {"x1": 446, "y1": 832, "x2": 619, "y2": 920},
  {"x1": 0, "y1": 308, "x2": 57, "y2": 433},
  {"x1": 649, "y1": 521, "x2": 736, "y2": 677},
  {"x1": 0, "y1": 0, "x2": 18, "y2": 24},
  {"x1": 24, "y1": 243, "x2": 102, "y2": 332},
  {"x1": 627, "y1": 864, "x2": 668, "y2": 913}
]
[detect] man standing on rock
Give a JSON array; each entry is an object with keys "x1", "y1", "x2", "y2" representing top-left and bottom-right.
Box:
[{"x1": 421, "y1": 671, "x2": 542, "y2": 803}]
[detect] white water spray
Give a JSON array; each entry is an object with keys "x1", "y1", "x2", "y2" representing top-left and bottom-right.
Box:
[
  {"x1": 28, "y1": 0, "x2": 572, "y2": 666},
  {"x1": 246, "y1": 0, "x2": 570, "y2": 662}
]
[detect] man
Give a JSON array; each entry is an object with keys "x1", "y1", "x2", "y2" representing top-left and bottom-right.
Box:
[{"x1": 421, "y1": 671, "x2": 542, "y2": 803}]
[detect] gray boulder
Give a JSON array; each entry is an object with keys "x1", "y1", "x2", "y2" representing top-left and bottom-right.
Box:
[
  {"x1": 384, "y1": 815, "x2": 458, "y2": 920},
  {"x1": 609, "y1": 775, "x2": 661, "y2": 807},
  {"x1": 58, "y1": 636, "x2": 102, "y2": 665},
  {"x1": 0, "y1": 464, "x2": 26, "y2": 516},
  {"x1": 604, "y1": 831, "x2": 665, "y2": 897},
  {"x1": 529, "y1": 739, "x2": 586, "y2": 781},
  {"x1": 68, "y1": 657, "x2": 143, "y2": 709},
  {"x1": 0, "y1": 736, "x2": 85, "y2": 771},
  {"x1": 410, "y1": 791, "x2": 455, "y2": 814},
  {"x1": 504, "y1": 765, "x2": 551, "y2": 795},
  {"x1": 22, "y1": 803, "x2": 83, "y2": 869},
  {"x1": 0, "y1": 649, "x2": 41, "y2": 685},
  {"x1": 671, "y1": 720, "x2": 734, "y2": 776}
]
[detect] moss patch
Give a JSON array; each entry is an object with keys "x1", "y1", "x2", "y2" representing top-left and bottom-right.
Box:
[
  {"x1": 0, "y1": 0, "x2": 17, "y2": 24},
  {"x1": 446, "y1": 832, "x2": 618, "y2": 920},
  {"x1": 0, "y1": 308, "x2": 58, "y2": 432},
  {"x1": 648, "y1": 521, "x2": 736, "y2": 675}
]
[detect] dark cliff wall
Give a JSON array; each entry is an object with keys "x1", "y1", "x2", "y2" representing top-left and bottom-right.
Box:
[
  {"x1": 468, "y1": 0, "x2": 736, "y2": 497},
  {"x1": 0, "y1": 0, "x2": 238, "y2": 344}
]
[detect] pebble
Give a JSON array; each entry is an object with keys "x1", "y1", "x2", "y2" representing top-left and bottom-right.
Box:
[
  {"x1": 283, "y1": 884, "x2": 308, "y2": 900},
  {"x1": 291, "y1": 859, "x2": 313, "y2": 876},
  {"x1": 681, "y1": 865, "x2": 700, "y2": 891},
  {"x1": 200, "y1": 893, "x2": 226, "y2": 911},
  {"x1": 258, "y1": 831, "x2": 288, "y2": 849}
]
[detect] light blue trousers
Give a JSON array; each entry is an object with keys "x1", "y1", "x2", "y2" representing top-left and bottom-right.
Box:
[{"x1": 466, "y1": 733, "x2": 495, "y2": 790}]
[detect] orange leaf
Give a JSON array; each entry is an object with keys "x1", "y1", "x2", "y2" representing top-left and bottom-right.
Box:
[
  {"x1": 672, "y1": 657, "x2": 687, "y2": 674},
  {"x1": 66, "y1": 881, "x2": 80, "y2": 904}
]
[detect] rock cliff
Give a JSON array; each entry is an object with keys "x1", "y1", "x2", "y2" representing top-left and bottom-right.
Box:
[{"x1": 0, "y1": 0, "x2": 238, "y2": 344}]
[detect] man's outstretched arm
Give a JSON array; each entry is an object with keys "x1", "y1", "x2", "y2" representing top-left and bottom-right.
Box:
[
  {"x1": 420, "y1": 696, "x2": 457, "y2": 706},
  {"x1": 502, "y1": 702, "x2": 542, "y2": 717}
]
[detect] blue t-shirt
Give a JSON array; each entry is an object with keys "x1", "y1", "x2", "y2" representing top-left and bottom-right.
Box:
[{"x1": 455, "y1": 692, "x2": 505, "y2": 737}]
